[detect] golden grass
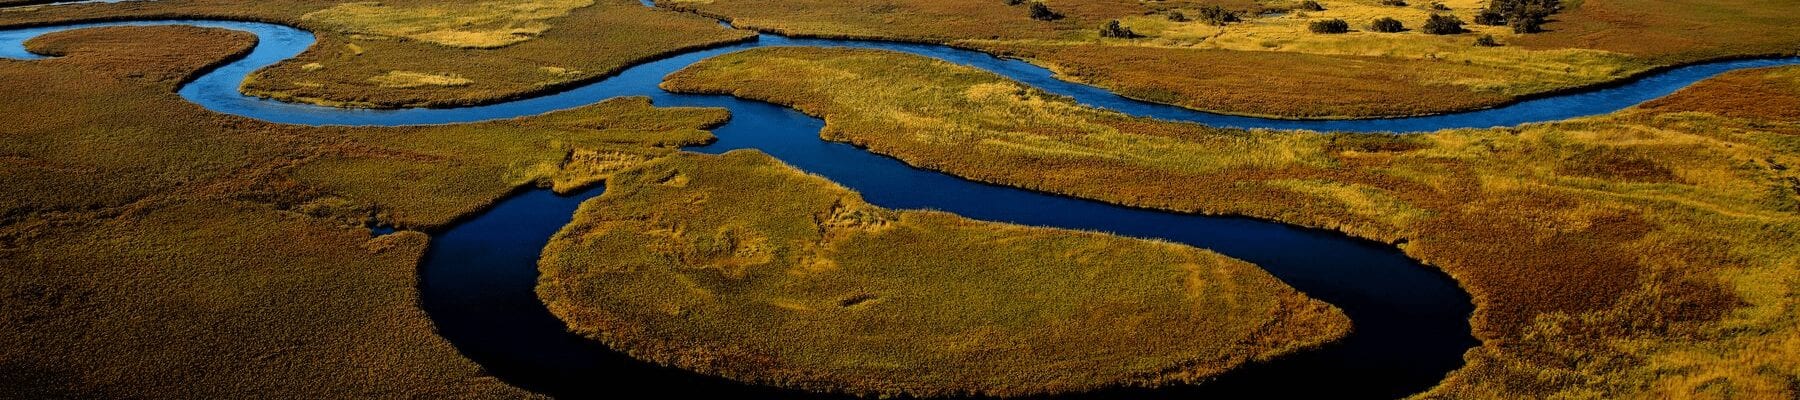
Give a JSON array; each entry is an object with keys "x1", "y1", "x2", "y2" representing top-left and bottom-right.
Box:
[
  {"x1": 0, "y1": 0, "x2": 755, "y2": 108},
  {"x1": 655, "y1": 0, "x2": 1800, "y2": 118},
  {"x1": 366, "y1": 70, "x2": 473, "y2": 88},
  {"x1": 0, "y1": 25, "x2": 727, "y2": 397},
  {"x1": 301, "y1": 0, "x2": 594, "y2": 48},
  {"x1": 537, "y1": 150, "x2": 1348, "y2": 397},
  {"x1": 663, "y1": 47, "x2": 1800, "y2": 398}
]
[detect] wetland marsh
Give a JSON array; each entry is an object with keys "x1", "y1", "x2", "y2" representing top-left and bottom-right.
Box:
[{"x1": 2, "y1": 1, "x2": 1798, "y2": 399}]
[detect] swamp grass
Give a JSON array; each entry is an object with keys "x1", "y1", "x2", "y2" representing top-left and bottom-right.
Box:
[
  {"x1": 663, "y1": 46, "x2": 1800, "y2": 398},
  {"x1": 0, "y1": 26, "x2": 728, "y2": 397},
  {"x1": 537, "y1": 150, "x2": 1348, "y2": 397},
  {"x1": 0, "y1": 0, "x2": 755, "y2": 108},
  {"x1": 653, "y1": 0, "x2": 1800, "y2": 118}
]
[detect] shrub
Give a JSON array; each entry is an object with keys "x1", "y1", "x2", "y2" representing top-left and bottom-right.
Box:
[
  {"x1": 1421, "y1": 14, "x2": 1465, "y2": 34},
  {"x1": 1309, "y1": 19, "x2": 1350, "y2": 34},
  {"x1": 1196, "y1": 5, "x2": 1241, "y2": 26},
  {"x1": 1369, "y1": 17, "x2": 1405, "y2": 32},
  {"x1": 1099, "y1": 20, "x2": 1141, "y2": 38},
  {"x1": 1004, "y1": 0, "x2": 1024, "y2": 5},
  {"x1": 1430, "y1": 2, "x2": 1450, "y2": 11},
  {"x1": 1474, "y1": 34, "x2": 1501, "y2": 46},
  {"x1": 1380, "y1": 0, "x2": 1407, "y2": 6},
  {"x1": 1474, "y1": 9, "x2": 1506, "y2": 25},
  {"x1": 1510, "y1": 15, "x2": 1544, "y2": 33},
  {"x1": 1168, "y1": 11, "x2": 1189, "y2": 22},
  {"x1": 1480, "y1": 0, "x2": 1562, "y2": 33},
  {"x1": 1296, "y1": 1, "x2": 1325, "y2": 11},
  {"x1": 1028, "y1": 2, "x2": 1062, "y2": 21}
]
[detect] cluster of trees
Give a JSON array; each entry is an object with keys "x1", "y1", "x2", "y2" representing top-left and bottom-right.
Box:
[
  {"x1": 1421, "y1": 14, "x2": 1465, "y2": 35},
  {"x1": 1099, "y1": 20, "x2": 1141, "y2": 38},
  {"x1": 1309, "y1": 18, "x2": 1349, "y2": 34},
  {"x1": 1193, "y1": 5, "x2": 1241, "y2": 26},
  {"x1": 1363, "y1": 15, "x2": 1462, "y2": 35},
  {"x1": 1475, "y1": 0, "x2": 1561, "y2": 33},
  {"x1": 1369, "y1": 17, "x2": 1405, "y2": 33}
]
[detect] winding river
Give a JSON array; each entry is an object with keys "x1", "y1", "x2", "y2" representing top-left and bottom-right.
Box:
[{"x1": 4, "y1": 12, "x2": 1796, "y2": 400}]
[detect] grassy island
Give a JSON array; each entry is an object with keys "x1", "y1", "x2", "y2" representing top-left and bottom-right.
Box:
[{"x1": 537, "y1": 150, "x2": 1349, "y2": 397}]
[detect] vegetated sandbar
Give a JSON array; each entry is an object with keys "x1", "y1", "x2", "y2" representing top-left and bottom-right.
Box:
[
  {"x1": 537, "y1": 150, "x2": 1350, "y2": 397},
  {"x1": 0, "y1": 25, "x2": 727, "y2": 397},
  {"x1": 662, "y1": 46, "x2": 1800, "y2": 399}
]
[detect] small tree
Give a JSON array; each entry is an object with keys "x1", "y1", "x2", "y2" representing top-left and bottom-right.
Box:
[
  {"x1": 1099, "y1": 20, "x2": 1141, "y2": 38},
  {"x1": 1474, "y1": 9, "x2": 1506, "y2": 25},
  {"x1": 1296, "y1": 0, "x2": 1325, "y2": 11},
  {"x1": 1196, "y1": 5, "x2": 1240, "y2": 26},
  {"x1": 1168, "y1": 11, "x2": 1189, "y2": 22},
  {"x1": 1380, "y1": 0, "x2": 1407, "y2": 6},
  {"x1": 1004, "y1": 0, "x2": 1024, "y2": 5},
  {"x1": 1430, "y1": 2, "x2": 1450, "y2": 11},
  {"x1": 1510, "y1": 13, "x2": 1545, "y2": 33},
  {"x1": 1421, "y1": 14, "x2": 1465, "y2": 35},
  {"x1": 1474, "y1": 35, "x2": 1501, "y2": 47},
  {"x1": 1028, "y1": 2, "x2": 1062, "y2": 21},
  {"x1": 1369, "y1": 17, "x2": 1405, "y2": 33},
  {"x1": 1309, "y1": 19, "x2": 1350, "y2": 34}
]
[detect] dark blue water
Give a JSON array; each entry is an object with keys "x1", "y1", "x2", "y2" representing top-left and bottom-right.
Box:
[{"x1": 4, "y1": 17, "x2": 1789, "y2": 399}]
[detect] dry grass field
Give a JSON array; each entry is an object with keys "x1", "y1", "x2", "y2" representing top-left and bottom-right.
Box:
[
  {"x1": 0, "y1": 0, "x2": 754, "y2": 108},
  {"x1": 663, "y1": 47, "x2": 1800, "y2": 398},
  {"x1": 656, "y1": 0, "x2": 1800, "y2": 118},
  {"x1": 0, "y1": 25, "x2": 728, "y2": 397},
  {"x1": 537, "y1": 150, "x2": 1348, "y2": 397}
]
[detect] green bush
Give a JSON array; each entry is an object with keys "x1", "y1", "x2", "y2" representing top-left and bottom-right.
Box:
[
  {"x1": 1309, "y1": 19, "x2": 1350, "y2": 34},
  {"x1": 1421, "y1": 14, "x2": 1465, "y2": 35},
  {"x1": 1474, "y1": 34, "x2": 1501, "y2": 47},
  {"x1": 1475, "y1": 9, "x2": 1506, "y2": 25},
  {"x1": 1380, "y1": 0, "x2": 1407, "y2": 6},
  {"x1": 1480, "y1": 0, "x2": 1562, "y2": 33},
  {"x1": 1369, "y1": 17, "x2": 1405, "y2": 33},
  {"x1": 1028, "y1": 2, "x2": 1062, "y2": 21},
  {"x1": 1296, "y1": 1, "x2": 1325, "y2": 11},
  {"x1": 1168, "y1": 11, "x2": 1189, "y2": 22},
  {"x1": 1099, "y1": 20, "x2": 1141, "y2": 38},
  {"x1": 1004, "y1": 0, "x2": 1024, "y2": 6},
  {"x1": 1196, "y1": 5, "x2": 1240, "y2": 26}
]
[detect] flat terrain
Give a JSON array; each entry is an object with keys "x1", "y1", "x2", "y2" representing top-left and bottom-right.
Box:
[
  {"x1": 659, "y1": 0, "x2": 1800, "y2": 118},
  {"x1": 664, "y1": 46, "x2": 1800, "y2": 398},
  {"x1": 537, "y1": 150, "x2": 1348, "y2": 397},
  {"x1": 0, "y1": 25, "x2": 727, "y2": 397},
  {"x1": 3, "y1": 1, "x2": 1798, "y2": 398},
  {"x1": 0, "y1": 0, "x2": 753, "y2": 108}
]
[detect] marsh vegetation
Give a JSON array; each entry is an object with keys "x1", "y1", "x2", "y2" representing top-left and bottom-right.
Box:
[
  {"x1": 0, "y1": 25, "x2": 728, "y2": 397},
  {"x1": 0, "y1": 0, "x2": 754, "y2": 108},
  {"x1": 649, "y1": 0, "x2": 1800, "y2": 118},
  {"x1": 537, "y1": 151, "x2": 1348, "y2": 397},
  {"x1": 665, "y1": 46, "x2": 1800, "y2": 399}
]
